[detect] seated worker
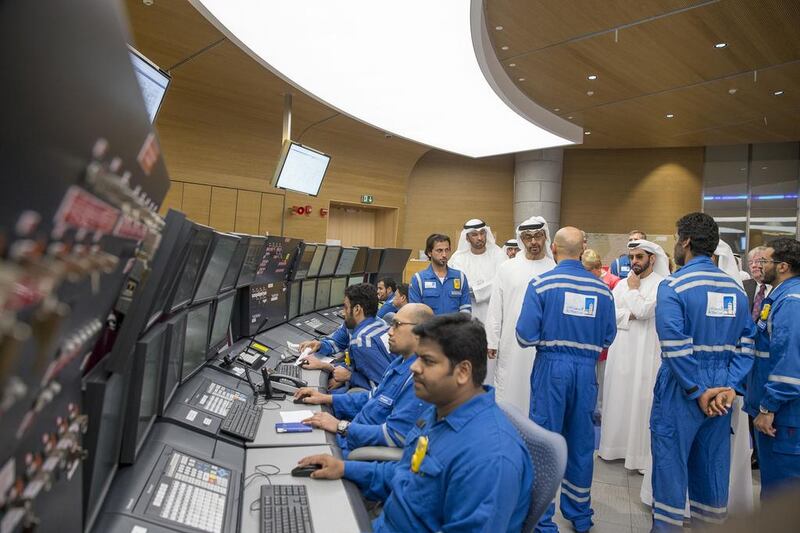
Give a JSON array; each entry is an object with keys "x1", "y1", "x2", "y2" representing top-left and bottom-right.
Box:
[
  {"x1": 297, "y1": 313, "x2": 534, "y2": 532},
  {"x1": 300, "y1": 283, "x2": 393, "y2": 391},
  {"x1": 378, "y1": 282, "x2": 408, "y2": 321},
  {"x1": 295, "y1": 303, "x2": 434, "y2": 456},
  {"x1": 376, "y1": 277, "x2": 397, "y2": 319}
]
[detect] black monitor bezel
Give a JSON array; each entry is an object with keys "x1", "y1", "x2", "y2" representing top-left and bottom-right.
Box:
[
  {"x1": 306, "y1": 244, "x2": 327, "y2": 279},
  {"x1": 207, "y1": 290, "x2": 236, "y2": 357},
  {"x1": 299, "y1": 278, "x2": 317, "y2": 315},
  {"x1": 290, "y1": 242, "x2": 317, "y2": 281},
  {"x1": 334, "y1": 247, "x2": 358, "y2": 276},
  {"x1": 376, "y1": 248, "x2": 412, "y2": 278},
  {"x1": 192, "y1": 232, "x2": 241, "y2": 305},
  {"x1": 315, "y1": 277, "x2": 333, "y2": 311},
  {"x1": 180, "y1": 302, "x2": 212, "y2": 384},
  {"x1": 167, "y1": 224, "x2": 215, "y2": 313},
  {"x1": 329, "y1": 277, "x2": 348, "y2": 307},
  {"x1": 318, "y1": 245, "x2": 342, "y2": 277},
  {"x1": 220, "y1": 235, "x2": 250, "y2": 293},
  {"x1": 159, "y1": 311, "x2": 187, "y2": 415},
  {"x1": 287, "y1": 281, "x2": 301, "y2": 320},
  {"x1": 351, "y1": 246, "x2": 369, "y2": 274},
  {"x1": 365, "y1": 248, "x2": 383, "y2": 274},
  {"x1": 236, "y1": 236, "x2": 266, "y2": 288}
]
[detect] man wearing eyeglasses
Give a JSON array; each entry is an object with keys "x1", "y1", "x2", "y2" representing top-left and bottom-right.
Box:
[
  {"x1": 744, "y1": 246, "x2": 772, "y2": 322},
  {"x1": 744, "y1": 237, "x2": 800, "y2": 494},
  {"x1": 294, "y1": 303, "x2": 434, "y2": 456}
]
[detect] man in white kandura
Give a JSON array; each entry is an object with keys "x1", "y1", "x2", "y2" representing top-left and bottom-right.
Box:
[
  {"x1": 599, "y1": 239, "x2": 669, "y2": 472},
  {"x1": 484, "y1": 216, "x2": 556, "y2": 412},
  {"x1": 640, "y1": 239, "x2": 755, "y2": 516}
]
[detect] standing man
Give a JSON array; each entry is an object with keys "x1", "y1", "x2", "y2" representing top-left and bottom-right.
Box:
[
  {"x1": 485, "y1": 216, "x2": 556, "y2": 411},
  {"x1": 299, "y1": 283, "x2": 394, "y2": 391},
  {"x1": 649, "y1": 213, "x2": 754, "y2": 531},
  {"x1": 610, "y1": 229, "x2": 648, "y2": 278},
  {"x1": 745, "y1": 237, "x2": 800, "y2": 494},
  {"x1": 599, "y1": 240, "x2": 669, "y2": 473},
  {"x1": 744, "y1": 246, "x2": 772, "y2": 320},
  {"x1": 376, "y1": 277, "x2": 397, "y2": 319},
  {"x1": 503, "y1": 238, "x2": 521, "y2": 259},
  {"x1": 448, "y1": 219, "x2": 506, "y2": 325},
  {"x1": 516, "y1": 226, "x2": 617, "y2": 533},
  {"x1": 296, "y1": 304, "x2": 433, "y2": 456},
  {"x1": 408, "y1": 234, "x2": 471, "y2": 315},
  {"x1": 297, "y1": 313, "x2": 534, "y2": 532}
]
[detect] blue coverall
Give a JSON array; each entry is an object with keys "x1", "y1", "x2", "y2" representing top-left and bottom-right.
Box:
[
  {"x1": 317, "y1": 316, "x2": 394, "y2": 391},
  {"x1": 376, "y1": 293, "x2": 397, "y2": 319},
  {"x1": 651, "y1": 256, "x2": 755, "y2": 531},
  {"x1": 516, "y1": 259, "x2": 617, "y2": 532},
  {"x1": 344, "y1": 387, "x2": 533, "y2": 532},
  {"x1": 744, "y1": 275, "x2": 800, "y2": 494},
  {"x1": 408, "y1": 265, "x2": 471, "y2": 315},
  {"x1": 331, "y1": 354, "x2": 428, "y2": 456},
  {"x1": 610, "y1": 254, "x2": 631, "y2": 278}
]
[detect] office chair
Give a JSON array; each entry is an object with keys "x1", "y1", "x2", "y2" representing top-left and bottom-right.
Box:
[{"x1": 498, "y1": 401, "x2": 568, "y2": 531}]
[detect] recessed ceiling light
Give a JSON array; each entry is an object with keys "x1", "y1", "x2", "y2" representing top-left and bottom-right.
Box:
[
  {"x1": 586, "y1": 90, "x2": 594, "y2": 96},
  {"x1": 666, "y1": 113, "x2": 674, "y2": 118},
  {"x1": 728, "y1": 88, "x2": 738, "y2": 95},
  {"x1": 495, "y1": 25, "x2": 504, "y2": 31},
  {"x1": 518, "y1": 77, "x2": 526, "y2": 82},
  {"x1": 568, "y1": 116, "x2": 574, "y2": 120},
  {"x1": 584, "y1": 131, "x2": 591, "y2": 135},
  {"x1": 762, "y1": 166, "x2": 768, "y2": 170},
  {"x1": 508, "y1": 63, "x2": 516, "y2": 67},
  {"x1": 554, "y1": 108, "x2": 560, "y2": 112},
  {"x1": 714, "y1": 42, "x2": 728, "y2": 49},
  {"x1": 501, "y1": 46, "x2": 509, "y2": 51},
  {"x1": 587, "y1": 74, "x2": 597, "y2": 80},
  {"x1": 143, "y1": 0, "x2": 154, "y2": 5},
  {"x1": 774, "y1": 90, "x2": 784, "y2": 96}
]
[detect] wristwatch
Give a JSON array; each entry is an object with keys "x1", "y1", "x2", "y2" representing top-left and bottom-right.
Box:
[
  {"x1": 759, "y1": 406, "x2": 772, "y2": 415},
  {"x1": 337, "y1": 420, "x2": 351, "y2": 436}
]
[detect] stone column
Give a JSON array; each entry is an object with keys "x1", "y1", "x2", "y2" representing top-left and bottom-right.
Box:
[{"x1": 513, "y1": 148, "x2": 563, "y2": 232}]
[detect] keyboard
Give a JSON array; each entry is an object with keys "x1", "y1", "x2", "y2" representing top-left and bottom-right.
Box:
[
  {"x1": 315, "y1": 323, "x2": 338, "y2": 335},
  {"x1": 219, "y1": 400, "x2": 261, "y2": 441},
  {"x1": 277, "y1": 363, "x2": 302, "y2": 380},
  {"x1": 192, "y1": 380, "x2": 248, "y2": 417},
  {"x1": 261, "y1": 484, "x2": 314, "y2": 533}
]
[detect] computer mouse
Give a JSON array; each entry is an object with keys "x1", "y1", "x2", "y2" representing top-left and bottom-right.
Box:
[
  {"x1": 291, "y1": 464, "x2": 322, "y2": 477},
  {"x1": 293, "y1": 397, "x2": 306, "y2": 404}
]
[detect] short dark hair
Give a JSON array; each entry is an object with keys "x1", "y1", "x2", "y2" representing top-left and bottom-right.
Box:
[
  {"x1": 379, "y1": 277, "x2": 397, "y2": 292},
  {"x1": 396, "y1": 283, "x2": 409, "y2": 299},
  {"x1": 425, "y1": 233, "x2": 451, "y2": 258},
  {"x1": 768, "y1": 237, "x2": 800, "y2": 275},
  {"x1": 676, "y1": 212, "x2": 719, "y2": 257},
  {"x1": 412, "y1": 313, "x2": 486, "y2": 387},
  {"x1": 344, "y1": 283, "x2": 379, "y2": 317}
]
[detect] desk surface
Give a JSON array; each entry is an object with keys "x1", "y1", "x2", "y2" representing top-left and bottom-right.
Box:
[
  {"x1": 248, "y1": 398, "x2": 334, "y2": 449},
  {"x1": 240, "y1": 446, "x2": 369, "y2": 533}
]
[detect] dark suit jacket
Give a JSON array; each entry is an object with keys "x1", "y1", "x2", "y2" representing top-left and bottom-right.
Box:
[{"x1": 743, "y1": 278, "x2": 757, "y2": 310}]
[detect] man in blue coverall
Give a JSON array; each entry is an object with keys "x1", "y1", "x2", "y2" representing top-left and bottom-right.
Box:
[
  {"x1": 744, "y1": 237, "x2": 800, "y2": 494},
  {"x1": 610, "y1": 229, "x2": 647, "y2": 278},
  {"x1": 298, "y1": 313, "x2": 533, "y2": 532},
  {"x1": 516, "y1": 226, "x2": 617, "y2": 533},
  {"x1": 650, "y1": 212, "x2": 755, "y2": 531},
  {"x1": 294, "y1": 303, "x2": 433, "y2": 456},
  {"x1": 409, "y1": 233, "x2": 472, "y2": 315},
  {"x1": 299, "y1": 283, "x2": 394, "y2": 391},
  {"x1": 376, "y1": 277, "x2": 397, "y2": 319}
]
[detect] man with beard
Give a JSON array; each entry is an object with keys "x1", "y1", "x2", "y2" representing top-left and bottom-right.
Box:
[
  {"x1": 599, "y1": 240, "x2": 670, "y2": 473},
  {"x1": 610, "y1": 229, "x2": 648, "y2": 279},
  {"x1": 744, "y1": 237, "x2": 800, "y2": 494},
  {"x1": 409, "y1": 233, "x2": 472, "y2": 315},
  {"x1": 299, "y1": 283, "x2": 394, "y2": 391},
  {"x1": 295, "y1": 303, "x2": 433, "y2": 456},
  {"x1": 448, "y1": 219, "x2": 506, "y2": 325},
  {"x1": 503, "y1": 238, "x2": 520, "y2": 259},
  {"x1": 485, "y1": 216, "x2": 556, "y2": 410},
  {"x1": 649, "y1": 213, "x2": 755, "y2": 531},
  {"x1": 296, "y1": 313, "x2": 533, "y2": 532},
  {"x1": 376, "y1": 277, "x2": 397, "y2": 319}
]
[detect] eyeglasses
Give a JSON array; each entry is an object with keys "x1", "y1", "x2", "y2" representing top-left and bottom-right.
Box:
[
  {"x1": 520, "y1": 231, "x2": 545, "y2": 241},
  {"x1": 390, "y1": 320, "x2": 417, "y2": 329},
  {"x1": 752, "y1": 259, "x2": 782, "y2": 265}
]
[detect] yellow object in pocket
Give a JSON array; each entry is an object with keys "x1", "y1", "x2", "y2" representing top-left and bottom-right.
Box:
[
  {"x1": 411, "y1": 435, "x2": 429, "y2": 473},
  {"x1": 760, "y1": 303, "x2": 771, "y2": 321},
  {"x1": 344, "y1": 350, "x2": 351, "y2": 367}
]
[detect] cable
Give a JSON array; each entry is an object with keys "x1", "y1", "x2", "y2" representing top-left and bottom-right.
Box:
[{"x1": 244, "y1": 463, "x2": 283, "y2": 513}]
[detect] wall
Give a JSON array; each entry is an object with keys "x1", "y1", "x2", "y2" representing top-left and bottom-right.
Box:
[
  {"x1": 560, "y1": 147, "x2": 704, "y2": 235},
  {"x1": 402, "y1": 151, "x2": 516, "y2": 255}
]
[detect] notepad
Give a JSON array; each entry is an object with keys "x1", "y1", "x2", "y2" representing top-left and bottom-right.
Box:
[{"x1": 280, "y1": 410, "x2": 314, "y2": 424}]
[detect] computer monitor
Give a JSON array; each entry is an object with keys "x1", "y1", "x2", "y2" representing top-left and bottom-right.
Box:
[
  {"x1": 315, "y1": 278, "x2": 332, "y2": 311},
  {"x1": 377, "y1": 248, "x2": 412, "y2": 279},
  {"x1": 219, "y1": 236, "x2": 249, "y2": 293},
  {"x1": 145, "y1": 211, "x2": 192, "y2": 327},
  {"x1": 160, "y1": 312, "x2": 186, "y2": 414},
  {"x1": 255, "y1": 236, "x2": 302, "y2": 284},
  {"x1": 365, "y1": 248, "x2": 383, "y2": 274},
  {"x1": 120, "y1": 324, "x2": 167, "y2": 464},
  {"x1": 181, "y1": 303, "x2": 211, "y2": 382},
  {"x1": 299, "y1": 279, "x2": 317, "y2": 315},
  {"x1": 193, "y1": 233, "x2": 241, "y2": 304},
  {"x1": 334, "y1": 247, "x2": 358, "y2": 276},
  {"x1": 329, "y1": 277, "x2": 347, "y2": 307},
  {"x1": 306, "y1": 244, "x2": 327, "y2": 278},
  {"x1": 351, "y1": 246, "x2": 368, "y2": 274},
  {"x1": 318, "y1": 245, "x2": 341, "y2": 277},
  {"x1": 290, "y1": 243, "x2": 316, "y2": 281},
  {"x1": 348, "y1": 274, "x2": 364, "y2": 286},
  {"x1": 237, "y1": 236, "x2": 266, "y2": 288},
  {"x1": 242, "y1": 282, "x2": 288, "y2": 336},
  {"x1": 208, "y1": 291, "x2": 236, "y2": 356},
  {"x1": 271, "y1": 140, "x2": 331, "y2": 196},
  {"x1": 287, "y1": 282, "x2": 300, "y2": 320},
  {"x1": 168, "y1": 225, "x2": 214, "y2": 312},
  {"x1": 128, "y1": 46, "x2": 170, "y2": 123}
]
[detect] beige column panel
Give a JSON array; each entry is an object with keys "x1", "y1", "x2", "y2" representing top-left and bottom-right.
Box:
[
  {"x1": 235, "y1": 191, "x2": 262, "y2": 234},
  {"x1": 209, "y1": 187, "x2": 237, "y2": 232},
  {"x1": 259, "y1": 193, "x2": 284, "y2": 236}
]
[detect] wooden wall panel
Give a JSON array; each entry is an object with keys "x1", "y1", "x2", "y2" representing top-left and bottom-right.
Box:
[
  {"x1": 181, "y1": 183, "x2": 211, "y2": 226},
  {"x1": 259, "y1": 193, "x2": 285, "y2": 236},
  {"x1": 234, "y1": 192, "x2": 261, "y2": 234},
  {"x1": 159, "y1": 181, "x2": 184, "y2": 216},
  {"x1": 561, "y1": 147, "x2": 704, "y2": 235},
  {"x1": 327, "y1": 205, "x2": 376, "y2": 247},
  {"x1": 403, "y1": 151, "x2": 515, "y2": 253},
  {"x1": 209, "y1": 187, "x2": 237, "y2": 232}
]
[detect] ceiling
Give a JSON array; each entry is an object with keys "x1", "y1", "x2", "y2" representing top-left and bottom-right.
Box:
[
  {"x1": 487, "y1": 0, "x2": 800, "y2": 148},
  {"x1": 126, "y1": 0, "x2": 800, "y2": 152}
]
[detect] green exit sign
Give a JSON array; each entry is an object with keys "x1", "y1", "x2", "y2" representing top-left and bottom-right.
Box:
[{"x1": 361, "y1": 195, "x2": 374, "y2": 204}]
